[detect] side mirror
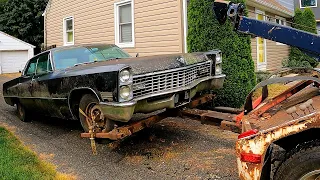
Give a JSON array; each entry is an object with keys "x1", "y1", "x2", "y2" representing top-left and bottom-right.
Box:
[
  {"x1": 19, "y1": 70, "x2": 22, "y2": 73},
  {"x1": 136, "y1": 53, "x2": 139, "y2": 57}
]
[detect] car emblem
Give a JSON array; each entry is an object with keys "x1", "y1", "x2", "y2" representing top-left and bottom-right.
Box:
[
  {"x1": 133, "y1": 82, "x2": 146, "y2": 91},
  {"x1": 177, "y1": 57, "x2": 186, "y2": 65}
]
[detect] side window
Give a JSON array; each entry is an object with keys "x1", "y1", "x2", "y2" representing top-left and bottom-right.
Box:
[
  {"x1": 36, "y1": 52, "x2": 52, "y2": 75},
  {"x1": 24, "y1": 57, "x2": 38, "y2": 76}
]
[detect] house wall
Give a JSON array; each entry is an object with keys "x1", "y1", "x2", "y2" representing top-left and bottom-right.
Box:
[
  {"x1": 45, "y1": 0, "x2": 184, "y2": 57},
  {"x1": 248, "y1": 5, "x2": 290, "y2": 71}
]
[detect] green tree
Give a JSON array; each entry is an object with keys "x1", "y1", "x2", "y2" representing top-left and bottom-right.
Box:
[
  {"x1": 0, "y1": 0, "x2": 48, "y2": 49},
  {"x1": 187, "y1": 0, "x2": 256, "y2": 108},
  {"x1": 286, "y1": 8, "x2": 318, "y2": 68},
  {"x1": 0, "y1": 0, "x2": 8, "y2": 30}
]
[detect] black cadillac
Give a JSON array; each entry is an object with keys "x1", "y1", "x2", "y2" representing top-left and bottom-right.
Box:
[{"x1": 3, "y1": 44, "x2": 225, "y2": 133}]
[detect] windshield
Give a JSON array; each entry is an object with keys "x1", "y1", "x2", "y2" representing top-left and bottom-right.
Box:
[{"x1": 52, "y1": 45, "x2": 131, "y2": 70}]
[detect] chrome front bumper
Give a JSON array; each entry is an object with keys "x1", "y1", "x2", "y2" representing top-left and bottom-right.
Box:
[{"x1": 99, "y1": 75, "x2": 225, "y2": 122}]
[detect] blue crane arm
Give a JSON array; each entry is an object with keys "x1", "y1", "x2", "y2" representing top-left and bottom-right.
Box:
[
  {"x1": 213, "y1": 1, "x2": 320, "y2": 57},
  {"x1": 238, "y1": 17, "x2": 320, "y2": 57}
]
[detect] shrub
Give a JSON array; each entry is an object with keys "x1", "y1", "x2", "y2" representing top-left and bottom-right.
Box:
[
  {"x1": 256, "y1": 71, "x2": 271, "y2": 83},
  {"x1": 282, "y1": 57, "x2": 312, "y2": 68},
  {"x1": 287, "y1": 8, "x2": 318, "y2": 68},
  {"x1": 187, "y1": 0, "x2": 256, "y2": 108}
]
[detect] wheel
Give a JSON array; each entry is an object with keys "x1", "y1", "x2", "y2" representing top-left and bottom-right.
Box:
[
  {"x1": 79, "y1": 94, "x2": 115, "y2": 133},
  {"x1": 274, "y1": 141, "x2": 320, "y2": 180},
  {"x1": 16, "y1": 102, "x2": 31, "y2": 122}
]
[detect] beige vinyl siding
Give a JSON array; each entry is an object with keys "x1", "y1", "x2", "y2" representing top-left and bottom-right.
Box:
[
  {"x1": 45, "y1": 0, "x2": 183, "y2": 57},
  {"x1": 265, "y1": 11, "x2": 290, "y2": 71},
  {"x1": 248, "y1": 5, "x2": 290, "y2": 71},
  {"x1": 248, "y1": 6, "x2": 257, "y2": 69}
]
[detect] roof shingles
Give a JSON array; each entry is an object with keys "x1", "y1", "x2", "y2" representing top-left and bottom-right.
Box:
[{"x1": 254, "y1": 0, "x2": 293, "y2": 16}]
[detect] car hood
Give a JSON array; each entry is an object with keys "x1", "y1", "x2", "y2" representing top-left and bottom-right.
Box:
[{"x1": 64, "y1": 52, "x2": 213, "y2": 75}]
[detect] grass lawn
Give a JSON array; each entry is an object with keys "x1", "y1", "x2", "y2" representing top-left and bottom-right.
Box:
[
  {"x1": 252, "y1": 83, "x2": 291, "y2": 100},
  {"x1": 0, "y1": 127, "x2": 74, "y2": 180}
]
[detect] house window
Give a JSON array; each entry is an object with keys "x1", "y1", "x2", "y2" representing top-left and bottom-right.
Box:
[
  {"x1": 114, "y1": 0, "x2": 135, "y2": 48},
  {"x1": 275, "y1": 16, "x2": 287, "y2": 45},
  {"x1": 300, "y1": 0, "x2": 317, "y2": 8},
  {"x1": 63, "y1": 17, "x2": 74, "y2": 46},
  {"x1": 256, "y1": 9, "x2": 267, "y2": 71}
]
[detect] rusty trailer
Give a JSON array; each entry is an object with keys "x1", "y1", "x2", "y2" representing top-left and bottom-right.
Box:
[{"x1": 80, "y1": 93, "x2": 243, "y2": 154}]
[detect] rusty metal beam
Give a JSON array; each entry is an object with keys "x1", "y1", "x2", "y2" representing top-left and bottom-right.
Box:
[
  {"x1": 213, "y1": 106, "x2": 243, "y2": 114},
  {"x1": 180, "y1": 108, "x2": 208, "y2": 119},
  {"x1": 81, "y1": 94, "x2": 217, "y2": 141},
  {"x1": 181, "y1": 108, "x2": 241, "y2": 133},
  {"x1": 188, "y1": 94, "x2": 215, "y2": 108},
  {"x1": 251, "y1": 80, "x2": 314, "y2": 117},
  {"x1": 81, "y1": 111, "x2": 168, "y2": 140}
]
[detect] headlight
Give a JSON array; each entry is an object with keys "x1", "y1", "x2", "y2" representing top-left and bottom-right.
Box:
[
  {"x1": 120, "y1": 69, "x2": 131, "y2": 83},
  {"x1": 216, "y1": 53, "x2": 222, "y2": 63},
  {"x1": 119, "y1": 85, "x2": 131, "y2": 100},
  {"x1": 216, "y1": 64, "x2": 222, "y2": 75}
]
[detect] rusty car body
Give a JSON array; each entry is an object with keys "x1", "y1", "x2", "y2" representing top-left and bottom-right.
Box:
[
  {"x1": 3, "y1": 44, "x2": 225, "y2": 135},
  {"x1": 234, "y1": 69, "x2": 320, "y2": 180}
]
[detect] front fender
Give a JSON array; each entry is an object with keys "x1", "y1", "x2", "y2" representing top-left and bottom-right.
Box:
[{"x1": 237, "y1": 113, "x2": 320, "y2": 180}]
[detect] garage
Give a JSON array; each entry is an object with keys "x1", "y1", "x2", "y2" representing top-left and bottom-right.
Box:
[
  {"x1": 0, "y1": 51, "x2": 29, "y2": 74},
  {"x1": 0, "y1": 31, "x2": 35, "y2": 74}
]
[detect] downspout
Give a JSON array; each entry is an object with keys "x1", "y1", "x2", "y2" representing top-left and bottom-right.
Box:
[
  {"x1": 182, "y1": 0, "x2": 188, "y2": 53},
  {"x1": 43, "y1": 11, "x2": 47, "y2": 49},
  {"x1": 42, "y1": 0, "x2": 51, "y2": 49}
]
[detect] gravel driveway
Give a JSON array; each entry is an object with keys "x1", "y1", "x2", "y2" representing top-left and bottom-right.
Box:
[{"x1": 0, "y1": 76, "x2": 238, "y2": 180}]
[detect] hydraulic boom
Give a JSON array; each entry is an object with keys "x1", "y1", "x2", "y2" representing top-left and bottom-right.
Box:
[{"x1": 213, "y1": 0, "x2": 320, "y2": 58}]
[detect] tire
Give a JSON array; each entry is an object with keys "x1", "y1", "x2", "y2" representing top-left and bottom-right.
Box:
[
  {"x1": 79, "y1": 94, "x2": 114, "y2": 133},
  {"x1": 274, "y1": 141, "x2": 320, "y2": 180},
  {"x1": 16, "y1": 102, "x2": 31, "y2": 122}
]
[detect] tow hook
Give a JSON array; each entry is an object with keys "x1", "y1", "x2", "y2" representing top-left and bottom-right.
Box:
[{"x1": 79, "y1": 108, "x2": 97, "y2": 155}]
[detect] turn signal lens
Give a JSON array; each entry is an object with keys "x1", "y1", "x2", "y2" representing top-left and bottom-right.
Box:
[
  {"x1": 215, "y1": 64, "x2": 222, "y2": 75},
  {"x1": 216, "y1": 53, "x2": 222, "y2": 63},
  {"x1": 240, "y1": 153, "x2": 262, "y2": 164},
  {"x1": 238, "y1": 129, "x2": 258, "y2": 139}
]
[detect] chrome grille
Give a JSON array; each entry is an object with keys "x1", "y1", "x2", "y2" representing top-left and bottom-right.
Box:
[{"x1": 133, "y1": 61, "x2": 212, "y2": 98}]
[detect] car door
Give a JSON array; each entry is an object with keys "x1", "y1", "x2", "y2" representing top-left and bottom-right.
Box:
[
  {"x1": 18, "y1": 56, "x2": 38, "y2": 110},
  {"x1": 30, "y1": 52, "x2": 54, "y2": 114}
]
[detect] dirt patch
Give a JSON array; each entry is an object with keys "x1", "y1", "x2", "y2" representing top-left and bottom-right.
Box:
[{"x1": 113, "y1": 117, "x2": 238, "y2": 179}]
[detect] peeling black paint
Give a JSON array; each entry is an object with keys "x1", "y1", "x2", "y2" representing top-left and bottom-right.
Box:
[{"x1": 3, "y1": 46, "x2": 219, "y2": 121}]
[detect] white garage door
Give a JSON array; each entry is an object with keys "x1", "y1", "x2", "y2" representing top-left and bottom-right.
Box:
[{"x1": 0, "y1": 51, "x2": 29, "y2": 74}]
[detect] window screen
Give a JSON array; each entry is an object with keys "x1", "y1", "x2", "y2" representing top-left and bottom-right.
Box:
[
  {"x1": 119, "y1": 4, "x2": 132, "y2": 43},
  {"x1": 64, "y1": 17, "x2": 74, "y2": 44},
  {"x1": 301, "y1": 0, "x2": 317, "y2": 7}
]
